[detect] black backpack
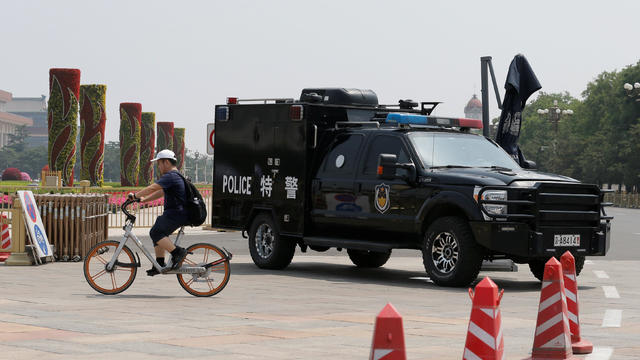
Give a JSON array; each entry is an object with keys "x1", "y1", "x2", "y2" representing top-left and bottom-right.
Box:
[{"x1": 175, "y1": 172, "x2": 208, "y2": 226}]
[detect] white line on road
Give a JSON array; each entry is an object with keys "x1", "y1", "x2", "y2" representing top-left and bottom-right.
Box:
[
  {"x1": 602, "y1": 310, "x2": 622, "y2": 327},
  {"x1": 602, "y1": 286, "x2": 620, "y2": 298},
  {"x1": 586, "y1": 347, "x2": 614, "y2": 360},
  {"x1": 593, "y1": 270, "x2": 610, "y2": 279},
  {"x1": 633, "y1": 233, "x2": 640, "y2": 236},
  {"x1": 585, "y1": 260, "x2": 594, "y2": 265}
]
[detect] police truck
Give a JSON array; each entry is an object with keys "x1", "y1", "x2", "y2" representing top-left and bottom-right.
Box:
[{"x1": 211, "y1": 88, "x2": 612, "y2": 287}]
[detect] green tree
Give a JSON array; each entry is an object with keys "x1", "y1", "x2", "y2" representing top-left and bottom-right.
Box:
[
  {"x1": 0, "y1": 126, "x2": 47, "y2": 180},
  {"x1": 103, "y1": 141, "x2": 121, "y2": 182}
]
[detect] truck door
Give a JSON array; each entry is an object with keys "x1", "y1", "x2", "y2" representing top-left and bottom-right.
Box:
[
  {"x1": 355, "y1": 134, "x2": 419, "y2": 233},
  {"x1": 310, "y1": 133, "x2": 365, "y2": 232}
]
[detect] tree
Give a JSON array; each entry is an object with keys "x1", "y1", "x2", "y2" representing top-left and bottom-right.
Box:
[
  {"x1": 6, "y1": 125, "x2": 29, "y2": 153},
  {"x1": 103, "y1": 141, "x2": 121, "y2": 182}
]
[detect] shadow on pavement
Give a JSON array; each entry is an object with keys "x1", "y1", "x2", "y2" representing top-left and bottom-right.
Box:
[
  {"x1": 229, "y1": 262, "x2": 549, "y2": 293},
  {"x1": 81, "y1": 294, "x2": 192, "y2": 299}
]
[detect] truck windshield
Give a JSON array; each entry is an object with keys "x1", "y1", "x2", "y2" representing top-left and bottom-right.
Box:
[{"x1": 408, "y1": 132, "x2": 520, "y2": 169}]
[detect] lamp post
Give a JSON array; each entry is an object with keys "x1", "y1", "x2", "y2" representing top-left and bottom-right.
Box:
[
  {"x1": 623, "y1": 82, "x2": 640, "y2": 101},
  {"x1": 536, "y1": 100, "x2": 574, "y2": 134}
]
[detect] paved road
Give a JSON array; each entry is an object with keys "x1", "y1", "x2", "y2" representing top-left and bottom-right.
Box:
[
  {"x1": 0, "y1": 207, "x2": 636, "y2": 359},
  {"x1": 1, "y1": 254, "x2": 638, "y2": 359},
  {"x1": 123, "y1": 206, "x2": 638, "y2": 262}
]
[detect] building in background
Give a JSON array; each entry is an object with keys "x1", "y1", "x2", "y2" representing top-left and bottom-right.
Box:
[
  {"x1": 0, "y1": 90, "x2": 33, "y2": 149},
  {"x1": 464, "y1": 94, "x2": 482, "y2": 120},
  {"x1": 4, "y1": 94, "x2": 48, "y2": 147}
]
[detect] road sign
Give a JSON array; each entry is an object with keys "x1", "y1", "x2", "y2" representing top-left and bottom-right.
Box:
[
  {"x1": 207, "y1": 123, "x2": 215, "y2": 155},
  {"x1": 17, "y1": 191, "x2": 52, "y2": 258}
]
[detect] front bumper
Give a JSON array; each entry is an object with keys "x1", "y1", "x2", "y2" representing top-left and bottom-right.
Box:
[{"x1": 470, "y1": 221, "x2": 611, "y2": 258}]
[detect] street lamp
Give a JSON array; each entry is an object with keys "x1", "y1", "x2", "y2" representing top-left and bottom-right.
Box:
[
  {"x1": 536, "y1": 100, "x2": 573, "y2": 133},
  {"x1": 623, "y1": 82, "x2": 640, "y2": 101}
]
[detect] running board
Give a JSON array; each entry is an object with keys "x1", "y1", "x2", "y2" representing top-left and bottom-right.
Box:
[{"x1": 303, "y1": 236, "x2": 418, "y2": 252}]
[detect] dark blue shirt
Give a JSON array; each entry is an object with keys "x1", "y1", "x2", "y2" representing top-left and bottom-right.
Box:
[{"x1": 156, "y1": 170, "x2": 187, "y2": 220}]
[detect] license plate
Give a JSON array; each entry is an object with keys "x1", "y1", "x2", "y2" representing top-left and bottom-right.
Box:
[{"x1": 554, "y1": 234, "x2": 580, "y2": 247}]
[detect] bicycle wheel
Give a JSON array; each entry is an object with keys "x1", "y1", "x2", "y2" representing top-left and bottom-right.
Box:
[
  {"x1": 176, "y1": 243, "x2": 231, "y2": 297},
  {"x1": 84, "y1": 240, "x2": 137, "y2": 295}
]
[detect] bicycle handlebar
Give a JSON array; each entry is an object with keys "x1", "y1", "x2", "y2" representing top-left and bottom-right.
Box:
[{"x1": 121, "y1": 198, "x2": 140, "y2": 224}]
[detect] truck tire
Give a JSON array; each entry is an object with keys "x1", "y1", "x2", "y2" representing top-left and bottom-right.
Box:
[
  {"x1": 248, "y1": 214, "x2": 295, "y2": 270},
  {"x1": 528, "y1": 255, "x2": 585, "y2": 282},
  {"x1": 347, "y1": 249, "x2": 391, "y2": 268},
  {"x1": 422, "y1": 216, "x2": 484, "y2": 287}
]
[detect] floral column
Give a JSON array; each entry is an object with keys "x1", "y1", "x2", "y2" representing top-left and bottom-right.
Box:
[
  {"x1": 156, "y1": 122, "x2": 174, "y2": 179},
  {"x1": 79, "y1": 84, "x2": 106, "y2": 186},
  {"x1": 173, "y1": 127, "x2": 185, "y2": 171},
  {"x1": 48, "y1": 68, "x2": 81, "y2": 186},
  {"x1": 119, "y1": 103, "x2": 141, "y2": 186},
  {"x1": 138, "y1": 112, "x2": 156, "y2": 186}
]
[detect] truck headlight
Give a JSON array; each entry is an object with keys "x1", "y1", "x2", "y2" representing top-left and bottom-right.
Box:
[{"x1": 481, "y1": 190, "x2": 507, "y2": 216}]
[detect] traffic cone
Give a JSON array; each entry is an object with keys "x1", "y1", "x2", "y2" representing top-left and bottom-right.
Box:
[
  {"x1": 463, "y1": 277, "x2": 505, "y2": 360},
  {"x1": 560, "y1": 251, "x2": 593, "y2": 354},
  {"x1": 0, "y1": 215, "x2": 10, "y2": 262},
  {"x1": 525, "y1": 257, "x2": 577, "y2": 360},
  {"x1": 369, "y1": 303, "x2": 406, "y2": 360}
]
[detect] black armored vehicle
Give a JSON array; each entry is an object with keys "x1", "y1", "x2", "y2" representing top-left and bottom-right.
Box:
[{"x1": 211, "y1": 88, "x2": 612, "y2": 286}]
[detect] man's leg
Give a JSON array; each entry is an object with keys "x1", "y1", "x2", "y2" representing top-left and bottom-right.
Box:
[
  {"x1": 156, "y1": 237, "x2": 176, "y2": 253},
  {"x1": 156, "y1": 236, "x2": 187, "y2": 269}
]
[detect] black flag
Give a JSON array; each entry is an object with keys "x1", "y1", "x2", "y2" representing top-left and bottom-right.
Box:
[{"x1": 495, "y1": 54, "x2": 541, "y2": 167}]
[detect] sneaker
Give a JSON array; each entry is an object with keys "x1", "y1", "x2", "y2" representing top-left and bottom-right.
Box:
[
  {"x1": 170, "y1": 247, "x2": 189, "y2": 270},
  {"x1": 146, "y1": 267, "x2": 160, "y2": 276}
]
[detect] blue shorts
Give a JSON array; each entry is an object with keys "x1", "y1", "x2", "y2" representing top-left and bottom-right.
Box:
[{"x1": 149, "y1": 214, "x2": 186, "y2": 245}]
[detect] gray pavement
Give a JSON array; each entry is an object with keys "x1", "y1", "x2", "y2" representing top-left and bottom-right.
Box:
[
  {"x1": 2, "y1": 250, "x2": 639, "y2": 359},
  {"x1": 0, "y1": 207, "x2": 637, "y2": 359}
]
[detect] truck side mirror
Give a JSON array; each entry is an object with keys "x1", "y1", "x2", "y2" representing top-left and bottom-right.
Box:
[
  {"x1": 377, "y1": 154, "x2": 417, "y2": 183},
  {"x1": 522, "y1": 160, "x2": 536, "y2": 169},
  {"x1": 377, "y1": 154, "x2": 398, "y2": 180}
]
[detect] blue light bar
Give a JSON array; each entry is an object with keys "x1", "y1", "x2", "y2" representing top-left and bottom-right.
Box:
[
  {"x1": 385, "y1": 113, "x2": 428, "y2": 124},
  {"x1": 215, "y1": 106, "x2": 229, "y2": 121}
]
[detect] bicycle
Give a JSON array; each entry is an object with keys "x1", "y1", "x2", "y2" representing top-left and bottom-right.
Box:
[{"x1": 83, "y1": 198, "x2": 232, "y2": 297}]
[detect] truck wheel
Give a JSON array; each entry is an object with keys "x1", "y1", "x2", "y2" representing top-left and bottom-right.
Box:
[
  {"x1": 422, "y1": 217, "x2": 484, "y2": 287},
  {"x1": 528, "y1": 255, "x2": 586, "y2": 281},
  {"x1": 347, "y1": 249, "x2": 391, "y2": 268},
  {"x1": 248, "y1": 214, "x2": 295, "y2": 270}
]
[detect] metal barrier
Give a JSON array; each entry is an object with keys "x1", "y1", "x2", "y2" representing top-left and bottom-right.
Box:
[
  {"x1": 604, "y1": 192, "x2": 640, "y2": 209},
  {"x1": 36, "y1": 194, "x2": 109, "y2": 261},
  {"x1": 105, "y1": 186, "x2": 213, "y2": 228}
]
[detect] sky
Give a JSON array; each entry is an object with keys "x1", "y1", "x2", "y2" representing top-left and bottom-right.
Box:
[{"x1": 2, "y1": 0, "x2": 639, "y2": 155}]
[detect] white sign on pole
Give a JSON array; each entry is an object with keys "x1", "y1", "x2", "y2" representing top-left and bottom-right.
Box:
[
  {"x1": 207, "y1": 123, "x2": 215, "y2": 155},
  {"x1": 17, "y1": 191, "x2": 52, "y2": 258}
]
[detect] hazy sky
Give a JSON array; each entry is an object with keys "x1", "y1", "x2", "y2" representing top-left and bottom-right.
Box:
[{"x1": 2, "y1": 0, "x2": 639, "y2": 154}]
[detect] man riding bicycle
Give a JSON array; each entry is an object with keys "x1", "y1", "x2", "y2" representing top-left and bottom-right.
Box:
[{"x1": 128, "y1": 149, "x2": 189, "y2": 276}]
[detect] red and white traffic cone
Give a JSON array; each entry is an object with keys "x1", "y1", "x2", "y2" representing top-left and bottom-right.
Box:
[
  {"x1": 0, "y1": 215, "x2": 11, "y2": 262},
  {"x1": 369, "y1": 303, "x2": 406, "y2": 360},
  {"x1": 463, "y1": 277, "x2": 505, "y2": 360},
  {"x1": 525, "y1": 257, "x2": 577, "y2": 360},
  {"x1": 560, "y1": 251, "x2": 593, "y2": 354}
]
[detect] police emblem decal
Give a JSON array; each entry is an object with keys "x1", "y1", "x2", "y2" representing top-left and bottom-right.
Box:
[{"x1": 374, "y1": 183, "x2": 390, "y2": 214}]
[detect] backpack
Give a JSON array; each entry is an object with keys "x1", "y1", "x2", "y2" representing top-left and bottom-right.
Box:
[{"x1": 175, "y1": 172, "x2": 208, "y2": 226}]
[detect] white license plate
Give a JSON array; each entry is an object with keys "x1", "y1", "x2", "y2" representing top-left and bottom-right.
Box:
[{"x1": 554, "y1": 234, "x2": 580, "y2": 247}]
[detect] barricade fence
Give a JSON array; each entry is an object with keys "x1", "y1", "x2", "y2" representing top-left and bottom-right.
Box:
[
  {"x1": 0, "y1": 193, "x2": 110, "y2": 263},
  {"x1": 604, "y1": 192, "x2": 640, "y2": 209},
  {"x1": 36, "y1": 194, "x2": 109, "y2": 261},
  {"x1": 105, "y1": 186, "x2": 212, "y2": 228}
]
